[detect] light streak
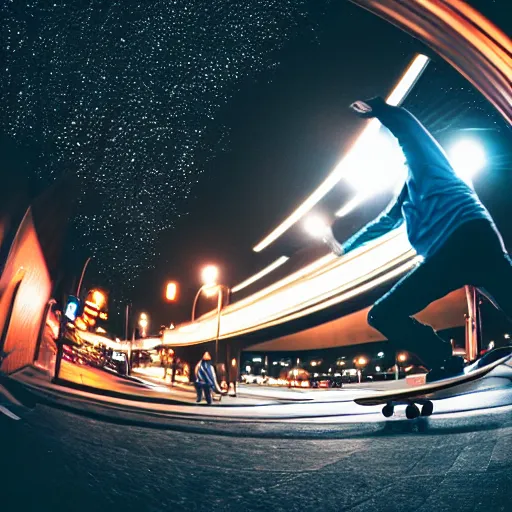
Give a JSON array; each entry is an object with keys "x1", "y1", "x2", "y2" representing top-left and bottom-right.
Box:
[{"x1": 231, "y1": 256, "x2": 289, "y2": 293}]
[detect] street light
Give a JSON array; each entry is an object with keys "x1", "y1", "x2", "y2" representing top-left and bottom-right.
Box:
[
  {"x1": 304, "y1": 215, "x2": 343, "y2": 256},
  {"x1": 395, "y1": 352, "x2": 407, "y2": 380},
  {"x1": 165, "y1": 281, "x2": 178, "y2": 302},
  {"x1": 355, "y1": 356, "x2": 367, "y2": 366},
  {"x1": 201, "y1": 265, "x2": 219, "y2": 287},
  {"x1": 191, "y1": 265, "x2": 229, "y2": 365},
  {"x1": 139, "y1": 312, "x2": 148, "y2": 338},
  {"x1": 354, "y1": 356, "x2": 367, "y2": 383}
]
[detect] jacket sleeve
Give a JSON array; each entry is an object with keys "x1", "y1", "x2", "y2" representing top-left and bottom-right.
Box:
[
  {"x1": 210, "y1": 366, "x2": 223, "y2": 394},
  {"x1": 341, "y1": 185, "x2": 407, "y2": 255}
]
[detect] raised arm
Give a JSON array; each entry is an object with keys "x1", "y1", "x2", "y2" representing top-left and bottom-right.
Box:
[{"x1": 341, "y1": 185, "x2": 407, "y2": 255}]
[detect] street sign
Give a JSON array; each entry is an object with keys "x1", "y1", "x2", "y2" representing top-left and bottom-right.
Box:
[{"x1": 64, "y1": 296, "x2": 80, "y2": 322}]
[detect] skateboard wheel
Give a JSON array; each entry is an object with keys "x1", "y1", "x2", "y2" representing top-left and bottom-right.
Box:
[
  {"x1": 382, "y1": 404, "x2": 394, "y2": 417},
  {"x1": 405, "y1": 403, "x2": 420, "y2": 419},
  {"x1": 421, "y1": 401, "x2": 433, "y2": 417}
]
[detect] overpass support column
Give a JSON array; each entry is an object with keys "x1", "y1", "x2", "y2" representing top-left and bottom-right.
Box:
[
  {"x1": 226, "y1": 340, "x2": 241, "y2": 396},
  {"x1": 465, "y1": 285, "x2": 482, "y2": 362}
]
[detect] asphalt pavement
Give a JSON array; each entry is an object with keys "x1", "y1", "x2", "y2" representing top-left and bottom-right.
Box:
[
  {"x1": 2, "y1": 359, "x2": 512, "y2": 511},
  {"x1": 2, "y1": 381, "x2": 512, "y2": 512}
]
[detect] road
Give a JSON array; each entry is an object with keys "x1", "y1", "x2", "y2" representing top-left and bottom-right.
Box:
[{"x1": 2, "y1": 395, "x2": 512, "y2": 512}]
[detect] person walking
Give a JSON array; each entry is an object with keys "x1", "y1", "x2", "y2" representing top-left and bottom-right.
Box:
[
  {"x1": 330, "y1": 96, "x2": 512, "y2": 381},
  {"x1": 194, "y1": 352, "x2": 223, "y2": 405},
  {"x1": 228, "y1": 357, "x2": 238, "y2": 397}
]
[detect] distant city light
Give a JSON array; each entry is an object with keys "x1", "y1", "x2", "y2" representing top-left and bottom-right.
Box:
[
  {"x1": 139, "y1": 312, "x2": 148, "y2": 337},
  {"x1": 252, "y1": 357, "x2": 262, "y2": 362},
  {"x1": 397, "y1": 352, "x2": 407, "y2": 363},
  {"x1": 375, "y1": 366, "x2": 381, "y2": 372},
  {"x1": 91, "y1": 289, "x2": 106, "y2": 309},
  {"x1": 377, "y1": 351, "x2": 385, "y2": 358}
]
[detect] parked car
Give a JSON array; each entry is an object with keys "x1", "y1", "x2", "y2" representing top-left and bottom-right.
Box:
[{"x1": 310, "y1": 374, "x2": 343, "y2": 388}]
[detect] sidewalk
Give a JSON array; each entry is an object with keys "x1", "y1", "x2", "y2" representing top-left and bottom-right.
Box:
[
  {"x1": 6, "y1": 362, "x2": 512, "y2": 435},
  {"x1": 132, "y1": 365, "x2": 411, "y2": 403},
  {"x1": 16, "y1": 362, "x2": 271, "y2": 406}
]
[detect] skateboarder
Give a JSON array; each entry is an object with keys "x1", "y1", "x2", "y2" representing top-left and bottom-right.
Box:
[{"x1": 332, "y1": 96, "x2": 512, "y2": 381}]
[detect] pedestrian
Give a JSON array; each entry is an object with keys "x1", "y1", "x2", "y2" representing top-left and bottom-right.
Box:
[
  {"x1": 330, "y1": 96, "x2": 512, "y2": 381},
  {"x1": 216, "y1": 363, "x2": 228, "y2": 393},
  {"x1": 194, "y1": 352, "x2": 223, "y2": 405},
  {"x1": 171, "y1": 355, "x2": 178, "y2": 387},
  {"x1": 162, "y1": 349, "x2": 169, "y2": 380},
  {"x1": 228, "y1": 357, "x2": 238, "y2": 397}
]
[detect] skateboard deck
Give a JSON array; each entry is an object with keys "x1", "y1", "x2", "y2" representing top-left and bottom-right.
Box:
[{"x1": 355, "y1": 351, "x2": 512, "y2": 419}]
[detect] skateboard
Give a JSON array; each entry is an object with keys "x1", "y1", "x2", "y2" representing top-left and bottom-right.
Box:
[{"x1": 355, "y1": 349, "x2": 512, "y2": 419}]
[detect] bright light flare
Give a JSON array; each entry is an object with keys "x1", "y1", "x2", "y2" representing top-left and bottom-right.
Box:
[
  {"x1": 201, "y1": 265, "x2": 219, "y2": 286},
  {"x1": 304, "y1": 215, "x2": 330, "y2": 239},
  {"x1": 139, "y1": 312, "x2": 148, "y2": 335},
  {"x1": 91, "y1": 289, "x2": 106, "y2": 309},
  {"x1": 342, "y1": 131, "x2": 406, "y2": 194},
  {"x1": 447, "y1": 138, "x2": 486, "y2": 185}
]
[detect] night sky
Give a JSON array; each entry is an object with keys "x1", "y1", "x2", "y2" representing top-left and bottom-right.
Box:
[{"x1": 1, "y1": 0, "x2": 510, "y2": 334}]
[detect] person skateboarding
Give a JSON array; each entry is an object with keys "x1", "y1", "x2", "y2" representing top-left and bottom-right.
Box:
[{"x1": 331, "y1": 96, "x2": 512, "y2": 381}]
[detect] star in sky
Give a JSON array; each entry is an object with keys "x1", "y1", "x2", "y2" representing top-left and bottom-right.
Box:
[{"x1": 1, "y1": 0, "x2": 330, "y2": 291}]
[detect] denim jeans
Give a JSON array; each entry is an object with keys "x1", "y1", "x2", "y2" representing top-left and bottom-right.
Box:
[
  {"x1": 194, "y1": 382, "x2": 212, "y2": 404},
  {"x1": 368, "y1": 220, "x2": 512, "y2": 368}
]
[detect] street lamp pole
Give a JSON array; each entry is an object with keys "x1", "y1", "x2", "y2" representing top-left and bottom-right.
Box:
[
  {"x1": 191, "y1": 282, "x2": 229, "y2": 365},
  {"x1": 125, "y1": 304, "x2": 130, "y2": 341},
  {"x1": 215, "y1": 288, "x2": 223, "y2": 365},
  {"x1": 191, "y1": 285, "x2": 207, "y2": 322},
  {"x1": 76, "y1": 256, "x2": 91, "y2": 297}
]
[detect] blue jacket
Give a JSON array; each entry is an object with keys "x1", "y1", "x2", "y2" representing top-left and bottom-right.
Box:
[
  {"x1": 342, "y1": 103, "x2": 498, "y2": 259},
  {"x1": 195, "y1": 360, "x2": 222, "y2": 393}
]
